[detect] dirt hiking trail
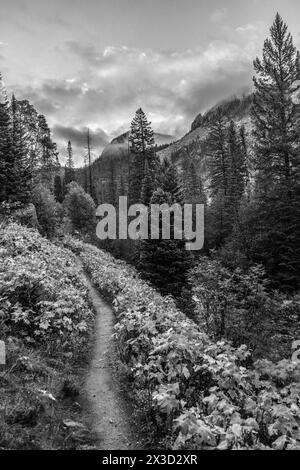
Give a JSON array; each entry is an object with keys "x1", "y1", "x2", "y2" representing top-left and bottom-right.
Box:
[{"x1": 78, "y1": 263, "x2": 141, "y2": 450}]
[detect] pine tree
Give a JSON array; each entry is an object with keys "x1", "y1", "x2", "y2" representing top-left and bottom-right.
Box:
[
  {"x1": 251, "y1": 13, "x2": 300, "y2": 290},
  {"x1": 64, "y1": 140, "x2": 76, "y2": 187},
  {"x1": 54, "y1": 174, "x2": 64, "y2": 203},
  {"x1": 129, "y1": 108, "x2": 155, "y2": 155},
  {"x1": 182, "y1": 158, "x2": 207, "y2": 246},
  {"x1": 207, "y1": 110, "x2": 231, "y2": 244},
  {"x1": 158, "y1": 157, "x2": 184, "y2": 204},
  {"x1": 184, "y1": 159, "x2": 206, "y2": 205},
  {"x1": 207, "y1": 109, "x2": 230, "y2": 198},
  {"x1": 128, "y1": 108, "x2": 157, "y2": 204},
  {"x1": 227, "y1": 120, "x2": 246, "y2": 221},
  {"x1": 139, "y1": 188, "x2": 191, "y2": 297},
  {"x1": 139, "y1": 158, "x2": 191, "y2": 297},
  {"x1": 207, "y1": 191, "x2": 228, "y2": 248},
  {"x1": 140, "y1": 160, "x2": 154, "y2": 206},
  {"x1": 82, "y1": 153, "x2": 89, "y2": 194},
  {"x1": 37, "y1": 114, "x2": 58, "y2": 187},
  {"x1": 0, "y1": 75, "x2": 13, "y2": 204},
  {"x1": 252, "y1": 13, "x2": 300, "y2": 193},
  {"x1": 239, "y1": 125, "x2": 251, "y2": 200},
  {"x1": 9, "y1": 94, "x2": 34, "y2": 204},
  {"x1": 106, "y1": 160, "x2": 116, "y2": 205}
]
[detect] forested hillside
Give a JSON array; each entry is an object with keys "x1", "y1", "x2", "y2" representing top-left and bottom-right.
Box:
[
  {"x1": 158, "y1": 94, "x2": 253, "y2": 163},
  {"x1": 75, "y1": 129, "x2": 174, "y2": 205}
]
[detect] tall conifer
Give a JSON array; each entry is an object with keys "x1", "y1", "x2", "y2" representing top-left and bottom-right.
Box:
[
  {"x1": 128, "y1": 108, "x2": 157, "y2": 204},
  {"x1": 0, "y1": 75, "x2": 13, "y2": 203},
  {"x1": 10, "y1": 94, "x2": 34, "y2": 203},
  {"x1": 64, "y1": 140, "x2": 76, "y2": 187},
  {"x1": 252, "y1": 13, "x2": 300, "y2": 289}
]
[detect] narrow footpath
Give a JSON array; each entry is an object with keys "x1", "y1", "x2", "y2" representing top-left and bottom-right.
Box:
[{"x1": 79, "y1": 264, "x2": 141, "y2": 450}]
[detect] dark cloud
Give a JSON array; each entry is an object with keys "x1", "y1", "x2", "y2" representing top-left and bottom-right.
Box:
[
  {"x1": 8, "y1": 27, "x2": 262, "y2": 164},
  {"x1": 54, "y1": 38, "x2": 257, "y2": 137}
]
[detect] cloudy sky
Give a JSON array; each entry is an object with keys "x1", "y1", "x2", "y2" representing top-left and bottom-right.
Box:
[{"x1": 1, "y1": 0, "x2": 300, "y2": 164}]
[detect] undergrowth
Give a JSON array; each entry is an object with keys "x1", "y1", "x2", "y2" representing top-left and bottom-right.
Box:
[
  {"x1": 63, "y1": 235, "x2": 300, "y2": 450},
  {"x1": 0, "y1": 223, "x2": 96, "y2": 449}
]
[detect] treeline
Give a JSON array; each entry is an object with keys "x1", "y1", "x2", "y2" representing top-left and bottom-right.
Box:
[
  {"x1": 0, "y1": 75, "x2": 97, "y2": 239},
  {"x1": 0, "y1": 81, "x2": 59, "y2": 206}
]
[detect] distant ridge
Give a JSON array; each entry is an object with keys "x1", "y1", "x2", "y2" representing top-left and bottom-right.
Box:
[
  {"x1": 157, "y1": 94, "x2": 253, "y2": 161},
  {"x1": 110, "y1": 130, "x2": 174, "y2": 146},
  {"x1": 101, "y1": 130, "x2": 175, "y2": 160}
]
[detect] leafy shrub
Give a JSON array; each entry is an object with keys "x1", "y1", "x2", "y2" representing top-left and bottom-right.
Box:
[
  {"x1": 63, "y1": 235, "x2": 300, "y2": 450},
  {"x1": 64, "y1": 182, "x2": 95, "y2": 233},
  {"x1": 189, "y1": 257, "x2": 300, "y2": 360},
  {"x1": 0, "y1": 223, "x2": 93, "y2": 353},
  {"x1": 32, "y1": 183, "x2": 62, "y2": 237},
  {"x1": 0, "y1": 223, "x2": 95, "y2": 449}
]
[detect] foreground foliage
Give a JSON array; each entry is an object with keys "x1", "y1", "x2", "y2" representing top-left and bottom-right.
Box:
[
  {"x1": 64, "y1": 236, "x2": 300, "y2": 450},
  {"x1": 0, "y1": 223, "x2": 95, "y2": 449}
]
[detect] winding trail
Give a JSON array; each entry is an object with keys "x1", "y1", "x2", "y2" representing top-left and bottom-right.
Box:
[{"x1": 78, "y1": 262, "x2": 140, "y2": 450}]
